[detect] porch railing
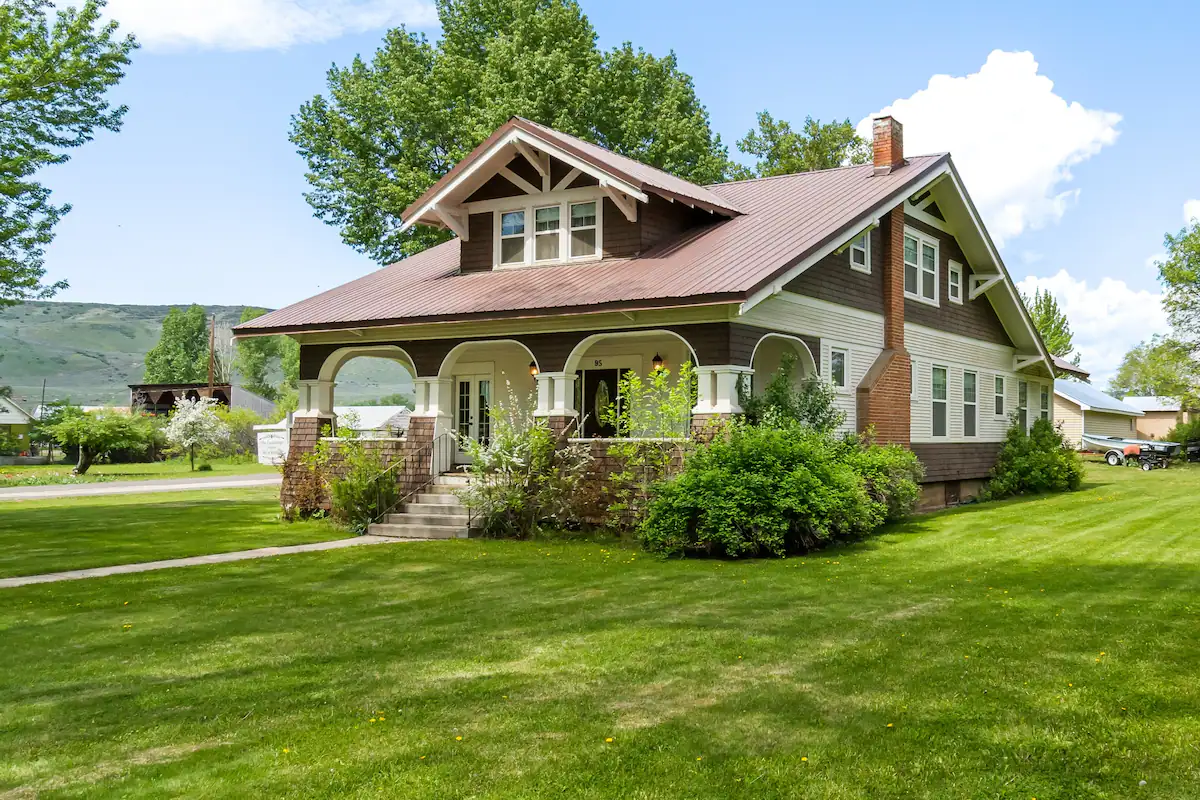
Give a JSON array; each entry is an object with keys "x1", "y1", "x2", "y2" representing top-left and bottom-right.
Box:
[{"x1": 372, "y1": 432, "x2": 456, "y2": 525}]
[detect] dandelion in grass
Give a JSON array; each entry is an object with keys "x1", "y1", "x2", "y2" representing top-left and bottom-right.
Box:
[
  {"x1": 605, "y1": 738, "x2": 613, "y2": 743},
  {"x1": 801, "y1": 757, "x2": 808, "y2": 762},
  {"x1": 886, "y1": 723, "x2": 894, "y2": 728},
  {"x1": 456, "y1": 736, "x2": 463, "y2": 741}
]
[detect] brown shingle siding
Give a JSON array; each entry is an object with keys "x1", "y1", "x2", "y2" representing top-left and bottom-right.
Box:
[
  {"x1": 784, "y1": 225, "x2": 885, "y2": 315},
  {"x1": 603, "y1": 197, "x2": 640, "y2": 258},
  {"x1": 911, "y1": 442, "x2": 1003, "y2": 482},
  {"x1": 903, "y1": 215, "x2": 1013, "y2": 347},
  {"x1": 460, "y1": 213, "x2": 493, "y2": 272}
]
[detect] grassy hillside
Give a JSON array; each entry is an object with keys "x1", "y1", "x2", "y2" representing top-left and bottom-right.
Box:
[{"x1": 0, "y1": 302, "x2": 412, "y2": 407}]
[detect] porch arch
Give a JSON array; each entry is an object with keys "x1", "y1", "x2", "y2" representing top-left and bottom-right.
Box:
[
  {"x1": 317, "y1": 344, "x2": 416, "y2": 383},
  {"x1": 436, "y1": 338, "x2": 539, "y2": 380},
  {"x1": 749, "y1": 333, "x2": 817, "y2": 394},
  {"x1": 562, "y1": 329, "x2": 700, "y2": 374}
]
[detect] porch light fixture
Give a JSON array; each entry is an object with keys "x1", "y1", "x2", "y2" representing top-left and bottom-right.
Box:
[
  {"x1": 652, "y1": 353, "x2": 664, "y2": 371},
  {"x1": 529, "y1": 361, "x2": 539, "y2": 377}
]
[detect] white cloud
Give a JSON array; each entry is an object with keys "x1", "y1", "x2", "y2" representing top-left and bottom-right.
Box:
[
  {"x1": 98, "y1": 0, "x2": 436, "y2": 51},
  {"x1": 1185, "y1": 199, "x2": 1200, "y2": 225},
  {"x1": 860, "y1": 50, "x2": 1121, "y2": 246},
  {"x1": 1018, "y1": 270, "x2": 1169, "y2": 387}
]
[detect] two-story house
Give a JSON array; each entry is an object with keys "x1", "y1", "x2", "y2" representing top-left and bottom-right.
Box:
[{"x1": 237, "y1": 115, "x2": 1055, "y2": 510}]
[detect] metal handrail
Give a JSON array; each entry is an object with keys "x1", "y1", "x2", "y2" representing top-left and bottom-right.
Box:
[{"x1": 373, "y1": 431, "x2": 456, "y2": 524}]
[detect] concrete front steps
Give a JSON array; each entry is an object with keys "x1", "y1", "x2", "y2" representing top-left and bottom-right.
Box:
[{"x1": 367, "y1": 473, "x2": 475, "y2": 540}]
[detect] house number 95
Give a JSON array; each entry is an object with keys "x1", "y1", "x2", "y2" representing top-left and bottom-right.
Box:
[{"x1": 593, "y1": 359, "x2": 604, "y2": 367}]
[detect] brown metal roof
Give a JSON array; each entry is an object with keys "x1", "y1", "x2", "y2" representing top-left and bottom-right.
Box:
[
  {"x1": 401, "y1": 117, "x2": 743, "y2": 222},
  {"x1": 239, "y1": 154, "x2": 949, "y2": 336}
]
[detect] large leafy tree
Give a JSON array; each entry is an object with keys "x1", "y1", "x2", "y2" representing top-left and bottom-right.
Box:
[
  {"x1": 1021, "y1": 288, "x2": 1077, "y2": 361},
  {"x1": 1108, "y1": 335, "x2": 1197, "y2": 400},
  {"x1": 290, "y1": 0, "x2": 731, "y2": 266},
  {"x1": 142, "y1": 305, "x2": 209, "y2": 383},
  {"x1": 1158, "y1": 219, "x2": 1200, "y2": 351},
  {"x1": 732, "y1": 112, "x2": 871, "y2": 180},
  {"x1": 233, "y1": 307, "x2": 299, "y2": 402},
  {"x1": 46, "y1": 405, "x2": 155, "y2": 474},
  {"x1": 0, "y1": 0, "x2": 136, "y2": 307}
]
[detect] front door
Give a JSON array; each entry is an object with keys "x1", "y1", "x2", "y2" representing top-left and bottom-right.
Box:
[
  {"x1": 453, "y1": 374, "x2": 492, "y2": 462},
  {"x1": 578, "y1": 368, "x2": 621, "y2": 438}
]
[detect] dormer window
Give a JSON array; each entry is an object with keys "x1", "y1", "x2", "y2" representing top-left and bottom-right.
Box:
[
  {"x1": 570, "y1": 201, "x2": 597, "y2": 257},
  {"x1": 535, "y1": 206, "x2": 560, "y2": 261},
  {"x1": 499, "y1": 210, "x2": 525, "y2": 265},
  {"x1": 492, "y1": 196, "x2": 604, "y2": 268}
]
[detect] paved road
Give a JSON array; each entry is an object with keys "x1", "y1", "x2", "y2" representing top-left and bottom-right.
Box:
[
  {"x1": 0, "y1": 473, "x2": 282, "y2": 501},
  {"x1": 0, "y1": 535, "x2": 409, "y2": 589}
]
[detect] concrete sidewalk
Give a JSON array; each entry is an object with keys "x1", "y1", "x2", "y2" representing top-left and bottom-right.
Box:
[
  {"x1": 0, "y1": 473, "x2": 281, "y2": 501},
  {"x1": 0, "y1": 535, "x2": 410, "y2": 589}
]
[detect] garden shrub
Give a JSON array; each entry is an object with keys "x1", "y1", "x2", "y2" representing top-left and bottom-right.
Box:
[
  {"x1": 598, "y1": 363, "x2": 696, "y2": 527},
  {"x1": 1166, "y1": 417, "x2": 1200, "y2": 444},
  {"x1": 328, "y1": 435, "x2": 396, "y2": 534},
  {"x1": 982, "y1": 417, "x2": 1084, "y2": 500},
  {"x1": 739, "y1": 351, "x2": 845, "y2": 433},
  {"x1": 640, "y1": 421, "x2": 923, "y2": 558},
  {"x1": 458, "y1": 390, "x2": 593, "y2": 537}
]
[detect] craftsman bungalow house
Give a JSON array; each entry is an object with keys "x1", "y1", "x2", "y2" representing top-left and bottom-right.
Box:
[{"x1": 237, "y1": 116, "x2": 1054, "y2": 509}]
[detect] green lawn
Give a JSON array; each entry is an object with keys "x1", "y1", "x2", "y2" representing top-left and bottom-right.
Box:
[
  {"x1": 0, "y1": 488, "x2": 340, "y2": 578},
  {"x1": 2, "y1": 464, "x2": 1198, "y2": 798},
  {"x1": 0, "y1": 458, "x2": 278, "y2": 488}
]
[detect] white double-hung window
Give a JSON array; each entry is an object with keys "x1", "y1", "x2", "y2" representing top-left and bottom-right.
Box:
[
  {"x1": 499, "y1": 210, "x2": 526, "y2": 265},
  {"x1": 1018, "y1": 380, "x2": 1029, "y2": 430},
  {"x1": 932, "y1": 365, "x2": 948, "y2": 437},
  {"x1": 948, "y1": 260, "x2": 963, "y2": 304},
  {"x1": 1040, "y1": 385, "x2": 1051, "y2": 421},
  {"x1": 994, "y1": 375, "x2": 1005, "y2": 416},
  {"x1": 963, "y1": 370, "x2": 977, "y2": 437},
  {"x1": 904, "y1": 229, "x2": 939, "y2": 304},
  {"x1": 570, "y1": 201, "x2": 597, "y2": 257},
  {"x1": 534, "y1": 205, "x2": 561, "y2": 261},
  {"x1": 848, "y1": 232, "x2": 870, "y2": 273}
]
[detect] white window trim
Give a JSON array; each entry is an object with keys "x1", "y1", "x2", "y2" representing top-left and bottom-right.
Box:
[
  {"x1": 829, "y1": 347, "x2": 850, "y2": 392},
  {"x1": 1039, "y1": 384, "x2": 1051, "y2": 421},
  {"x1": 491, "y1": 193, "x2": 604, "y2": 269},
  {"x1": 910, "y1": 359, "x2": 918, "y2": 404},
  {"x1": 963, "y1": 369, "x2": 978, "y2": 437},
  {"x1": 993, "y1": 374, "x2": 1006, "y2": 417},
  {"x1": 948, "y1": 260, "x2": 963, "y2": 305},
  {"x1": 903, "y1": 227, "x2": 940, "y2": 307},
  {"x1": 1018, "y1": 379, "x2": 1030, "y2": 431},
  {"x1": 931, "y1": 364, "x2": 949, "y2": 437},
  {"x1": 849, "y1": 232, "x2": 871, "y2": 274}
]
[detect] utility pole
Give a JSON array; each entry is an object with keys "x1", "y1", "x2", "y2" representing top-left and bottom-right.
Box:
[{"x1": 208, "y1": 314, "x2": 216, "y2": 389}]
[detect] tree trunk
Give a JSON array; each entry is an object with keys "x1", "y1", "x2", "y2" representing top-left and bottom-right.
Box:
[
  {"x1": 74, "y1": 446, "x2": 93, "y2": 475},
  {"x1": 189, "y1": 444, "x2": 195, "y2": 472}
]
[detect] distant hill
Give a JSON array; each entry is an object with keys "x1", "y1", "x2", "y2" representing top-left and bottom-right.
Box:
[{"x1": 0, "y1": 301, "x2": 413, "y2": 407}]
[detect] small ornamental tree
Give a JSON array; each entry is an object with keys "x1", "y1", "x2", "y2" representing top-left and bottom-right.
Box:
[
  {"x1": 46, "y1": 406, "x2": 154, "y2": 474},
  {"x1": 164, "y1": 397, "x2": 228, "y2": 471}
]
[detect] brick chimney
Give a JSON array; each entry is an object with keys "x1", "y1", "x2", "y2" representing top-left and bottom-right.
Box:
[{"x1": 872, "y1": 116, "x2": 905, "y2": 176}]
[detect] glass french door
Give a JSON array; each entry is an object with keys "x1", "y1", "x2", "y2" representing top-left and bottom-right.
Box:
[{"x1": 453, "y1": 374, "x2": 492, "y2": 462}]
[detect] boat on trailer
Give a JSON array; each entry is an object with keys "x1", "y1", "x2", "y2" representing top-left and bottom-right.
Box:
[{"x1": 1081, "y1": 434, "x2": 1180, "y2": 467}]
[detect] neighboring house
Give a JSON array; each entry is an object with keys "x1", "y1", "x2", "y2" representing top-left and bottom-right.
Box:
[
  {"x1": 334, "y1": 405, "x2": 412, "y2": 437},
  {"x1": 236, "y1": 116, "x2": 1055, "y2": 510},
  {"x1": 1054, "y1": 381, "x2": 1142, "y2": 449},
  {"x1": 129, "y1": 383, "x2": 276, "y2": 418},
  {"x1": 0, "y1": 396, "x2": 36, "y2": 452},
  {"x1": 1121, "y1": 396, "x2": 1192, "y2": 440}
]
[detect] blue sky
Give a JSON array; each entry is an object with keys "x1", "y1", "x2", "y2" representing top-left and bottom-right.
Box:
[{"x1": 42, "y1": 0, "x2": 1199, "y2": 383}]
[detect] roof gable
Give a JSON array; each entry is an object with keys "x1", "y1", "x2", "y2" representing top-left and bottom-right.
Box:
[
  {"x1": 399, "y1": 117, "x2": 741, "y2": 238},
  {"x1": 0, "y1": 396, "x2": 34, "y2": 424}
]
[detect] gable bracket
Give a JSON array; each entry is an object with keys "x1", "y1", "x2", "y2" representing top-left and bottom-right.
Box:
[
  {"x1": 834, "y1": 218, "x2": 880, "y2": 255},
  {"x1": 602, "y1": 183, "x2": 638, "y2": 223},
  {"x1": 1013, "y1": 354, "x2": 1042, "y2": 372},
  {"x1": 513, "y1": 140, "x2": 550, "y2": 180},
  {"x1": 968, "y1": 273, "x2": 1004, "y2": 300},
  {"x1": 433, "y1": 204, "x2": 469, "y2": 241}
]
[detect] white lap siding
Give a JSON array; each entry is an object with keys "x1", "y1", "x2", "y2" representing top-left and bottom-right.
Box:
[
  {"x1": 741, "y1": 293, "x2": 885, "y2": 435},
  {"x1": 906, "y1": 322, "x2": 1048, "y2": 444}
]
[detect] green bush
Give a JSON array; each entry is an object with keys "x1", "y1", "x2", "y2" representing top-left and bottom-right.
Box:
[
  {"x1": 739, "y1": 351, "x2": 845, "y2": 433},
  {"x1": 328, "y1": 435, "x2": 396, "y2": 535},
  {"x1": 983, "y1": 417, "x2": 1084, "y2": 500},
  {"x1": 196, "y1": 463, "x2": 213, "y2": 472},
  {"x1": 1166, "y1": 417, "x2": 1200, "y2": 444},
  {"x1": 640, "y1": 421, "x2": 923, "y2": 558}
]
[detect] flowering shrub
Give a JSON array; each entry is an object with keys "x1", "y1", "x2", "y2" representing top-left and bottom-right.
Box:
[
  {"x1": 983, "y1": 417, "x2": 1084, "y2": 500},
  {"x1": 458, "y1": 390, "x2": 593, "y2": 537}
]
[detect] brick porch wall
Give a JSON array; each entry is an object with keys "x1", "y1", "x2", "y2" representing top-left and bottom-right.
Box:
[{"x1": 280, "y1": 415, "x2": 436, "y2": 514}]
